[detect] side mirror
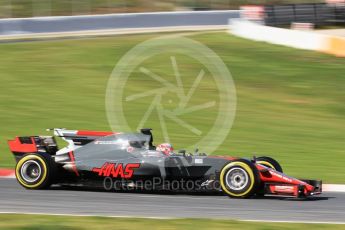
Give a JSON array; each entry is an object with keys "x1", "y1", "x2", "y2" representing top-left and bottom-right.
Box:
[{"x1": 252, "y1": 155, "x2": 257, "y2": 163}]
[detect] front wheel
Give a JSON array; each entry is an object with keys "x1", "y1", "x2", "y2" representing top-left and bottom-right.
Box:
[
  {"x1": 220, "y1": 159, "x2": 260, "y2": 198},
  {"x1": 15, "y1": 153, "x2": 56, "y2": 189}
]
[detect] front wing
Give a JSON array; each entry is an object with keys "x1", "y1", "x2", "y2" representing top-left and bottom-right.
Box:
[{"x1": 256, "y1": 164, "x2": 322, "y2": 198}]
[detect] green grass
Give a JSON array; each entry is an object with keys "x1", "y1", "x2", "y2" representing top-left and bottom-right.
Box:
[
  {"x1": 0, "y1": 32, "x2": 344, "y2": 183},
  {"x1": 0, "y1": 214, "x2": 345, "y2": 230}
]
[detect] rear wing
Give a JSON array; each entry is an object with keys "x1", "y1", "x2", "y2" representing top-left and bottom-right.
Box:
[
  {"x1": 8, "y1": 137, "x2": 38, "y2": 154},
  {"x1": 8, "y1": 129, "x2": 119, "y2": 160},
  {"x1": 8, "y1": 136, "x2": 58, "y2": 161}
]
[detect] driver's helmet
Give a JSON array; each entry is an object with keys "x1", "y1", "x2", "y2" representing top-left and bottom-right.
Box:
[{"x1": 156, "y1": 143, "x2": 174, "y2": 155}]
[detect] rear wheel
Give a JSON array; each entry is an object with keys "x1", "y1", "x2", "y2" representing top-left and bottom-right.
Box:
[
  {"x1": 220, "y1": 159, "x2": 260, "y2": 198},
  {"x1": 256, "y1": 156, "x2": 283, "y2": 173},
  {"x1": 15, "y1": 153, "x2": 56, "y2": 189}
]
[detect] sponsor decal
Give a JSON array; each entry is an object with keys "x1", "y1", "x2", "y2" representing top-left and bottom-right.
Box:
[
  {"x1": 94, "y1": 141, "x2": 118, "y2": 145},
  {"x1": 273, "y1": 185, "x2": 295, "y2": 193},
  {"x1": 92, "y1": 163, "x2": 140, "y2": 179},
  {"x1": 270, "y1": 171, "x2": 293, "y2": 183},
  {"x1": 194, "y1": 158, "x2": 203, "y2": 164}
]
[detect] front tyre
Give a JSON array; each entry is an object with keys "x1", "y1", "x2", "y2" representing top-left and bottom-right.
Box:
[
  {"x1": 220, "y1": 159, "x2": 260, "y2": 198},
  {"x1": 15, "y1": 153, "x2": 55, "y2": 189}
]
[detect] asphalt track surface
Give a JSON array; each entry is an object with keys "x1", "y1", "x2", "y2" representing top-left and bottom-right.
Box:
[
  {"x1": 1, "y1": 179, "x2": 345, "y2": 223},
  {"x1": 0, "y1": 11, "x2": 239, "y2": 35}
]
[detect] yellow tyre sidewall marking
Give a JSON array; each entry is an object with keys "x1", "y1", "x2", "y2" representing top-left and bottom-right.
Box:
[
  {"x1": 16, "y1": 155, "x2": 48, "y2": 188},
  {"x1": 220, "y1": 161, "x2": 255, "y2": 197},
  {"x1": 256, "y1": 161, "x2": 275, "y2": 170}
]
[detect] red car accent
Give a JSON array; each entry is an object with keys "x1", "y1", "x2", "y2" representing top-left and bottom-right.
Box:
[
  {"x1": 8, "y1": 137, "x2": 37, "y2": 153},
  {"x1": 76, "y1": 130, "x2": 118, "y2": 137},
  {"x1": 68, "y1": 151, "x2": 80, "y2": 177}
]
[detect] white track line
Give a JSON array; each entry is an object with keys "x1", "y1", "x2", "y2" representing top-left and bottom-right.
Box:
[
  {"x1": 0, "y1": 212, "x2": 344, "y2": 224},
  {"x1": 323, "y1": 184, "x2": 345, "y2": 193},
  {"x1": 0, "y1": 26, "x2": 227, "y2": 41},
  {"x1": 0, "y1": 212, "x2": 173, "y2": 220},
  {"x1": 243, "y1": 219, "x2": 345, "y2": 225}
]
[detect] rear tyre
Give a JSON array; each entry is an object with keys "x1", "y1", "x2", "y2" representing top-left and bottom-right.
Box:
[
  {"x1": 256, "y1": 156, "x2": 283, "y2": 173},
  {"x1": 220, "y1": 159, "x2": 260, "y2": 198},
  {"x1": 15, "y1": 153, "x2": 56, "y2": 189}
]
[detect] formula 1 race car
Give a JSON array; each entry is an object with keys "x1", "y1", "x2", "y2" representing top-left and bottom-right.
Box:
[{"x1": 8, "y1": 128, "x2": 322, "y2": 198}]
